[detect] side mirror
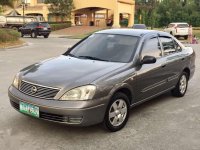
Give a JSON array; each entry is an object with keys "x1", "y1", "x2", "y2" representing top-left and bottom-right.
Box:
[{"x1": 141, "y1": 56, "x2": 156, "y2": 65}]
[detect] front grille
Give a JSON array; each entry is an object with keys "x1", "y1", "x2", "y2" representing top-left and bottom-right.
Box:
[{"x1": 19, "y1": 80, "x2": 59, "y2": 99}]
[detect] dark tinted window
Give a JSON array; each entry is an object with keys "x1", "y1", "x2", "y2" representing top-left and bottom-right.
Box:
[
  {"x1": 39, "y1": 22, "x2": 50, "y2": 27},
  {"x1": 25, "y1": 23, "x2": 33, "y2": 28},
  {"x1": 133, "y1": 24, "x2": 146, "y2": 29},
  {"x1": 159, "y1": 37, "x2": 181, "y2": 55},
  {"x1": 69, "y1": 34, "x2": 139, "y2": 63},
  {"x1": 142, "y1": 37, "x2": 162, "y2": 58}
]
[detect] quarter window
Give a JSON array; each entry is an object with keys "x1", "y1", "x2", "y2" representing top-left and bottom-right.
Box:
[
  {"x1": 159, "y1": 37, "x2": 181, "y2": 56},
  {"x1": 141, "y1": 37, "x2": 162, "y2": 58}
]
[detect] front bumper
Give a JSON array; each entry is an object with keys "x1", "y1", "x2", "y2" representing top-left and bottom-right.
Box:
[{"x1": 8, "y1": 86, "x2": 108, "y2": 126}]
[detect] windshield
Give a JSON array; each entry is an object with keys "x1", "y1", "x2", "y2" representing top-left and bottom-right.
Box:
[{"x1": 67, "y1": 34, "x2": 139, "y2": 63}]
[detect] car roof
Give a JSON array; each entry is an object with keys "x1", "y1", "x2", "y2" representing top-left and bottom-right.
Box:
[{"x1": 96, "y1": 29, "x2": 170, "y2": 37}]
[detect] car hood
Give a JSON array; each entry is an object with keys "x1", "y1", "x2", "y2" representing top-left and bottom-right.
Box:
[{"x1": 20, "y1": 55, "x2": 126, "y2": 89}]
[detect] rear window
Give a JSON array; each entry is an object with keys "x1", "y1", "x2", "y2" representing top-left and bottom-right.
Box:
[
  {"x1": 177, "y1": 24, "x2": 189, "y2": 28},
  {"x1": 39, "y1": 22, "x2": 50, "y2": 27}
]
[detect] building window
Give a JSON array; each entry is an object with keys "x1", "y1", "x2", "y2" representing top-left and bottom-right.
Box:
[
  {"x1": 37, "y1": 0, "x2": 45, "y2": 3},
  {"x1": 95, "y1": 14, "x2": 105, "y2": 19}
]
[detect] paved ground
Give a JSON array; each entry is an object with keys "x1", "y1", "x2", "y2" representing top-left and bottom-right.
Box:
[
  {"x1": 0, "y1": 37, "x2": 200, "y2": 150},
  {"x1": 52, "y1": 26, "x2": 107, "y2": 36}
]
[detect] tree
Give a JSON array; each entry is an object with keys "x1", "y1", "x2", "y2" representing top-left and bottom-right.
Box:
[
  {"x1": 45, "y1": 0, "x2": 74, "y2": 20},
  {"x1": 0, "y1": 0, "x2": 13, "y2": 7},
  {"x1": 0, "y1": 0, "x2": 14, "y2": 14}
]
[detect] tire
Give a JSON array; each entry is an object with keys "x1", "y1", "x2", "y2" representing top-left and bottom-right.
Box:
[
  {"x1": 103, "y1": 92, "x2": 130, "y2": 132},
  {"x1": 171, "y1": 72, "x2": 188, "y2": 97},
  {"x1": 184, "y1": 35, "x2": 188, "y2": 40},
  {"x1": 44, "y1": 34, "x2": 49, "y2": 38},
  {"x1": 31, "y1": 31, "x2": 37, "y2": 38}
]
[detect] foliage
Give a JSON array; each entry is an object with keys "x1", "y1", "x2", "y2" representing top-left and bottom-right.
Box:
[
  {"x1": 45, "y1": 0, "x2": 74, "y2": 19},
  {"x1": 49, "y1": 21, "x2": 71, "y2": 31},
  {"x1": 0, "y1": 0, "x2": 13, "y2": 7},
  {"x1": 0, "y1": 28, "x2": 20, "y2": 43},
  {"x1": 136, "y1": 0, "x2": 200, "y2": 27}
]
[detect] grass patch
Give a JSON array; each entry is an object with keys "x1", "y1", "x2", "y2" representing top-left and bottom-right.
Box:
[
  {"x1": 0, "y1": 28, "x2": 20, "y2": 43},
  {"x1": 0, "y1": 40, "x2": 25, "y2": 49},
  {"x1": 193, "y1": 30, "x2": 200, "y2": 39}
]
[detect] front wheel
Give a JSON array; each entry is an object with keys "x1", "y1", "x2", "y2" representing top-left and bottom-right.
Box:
[
  {"x1": 103, "y1": 92, "x2": 130, "y2": 132},
  {"x1": 171, "y1": 72, "x2": 188, "y2": 97}
]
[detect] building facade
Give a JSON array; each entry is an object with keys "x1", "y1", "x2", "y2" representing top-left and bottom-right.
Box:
[{"x1": 4, "y1": 0, "x2": 135, "y2": 27}]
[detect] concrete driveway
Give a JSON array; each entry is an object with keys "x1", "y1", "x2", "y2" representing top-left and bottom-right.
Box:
[{"x1": 0, "y1": 37, "x2": 200, "y2": 150}]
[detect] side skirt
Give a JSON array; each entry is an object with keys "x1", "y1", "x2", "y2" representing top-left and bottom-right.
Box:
[{"x1": 130, "y1": 86, "x2": 175, "y2": 108}]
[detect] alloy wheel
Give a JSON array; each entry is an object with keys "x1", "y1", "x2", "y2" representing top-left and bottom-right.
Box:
[{"x1": 109, "y1": 99, "x2": 127, "y2": 127}]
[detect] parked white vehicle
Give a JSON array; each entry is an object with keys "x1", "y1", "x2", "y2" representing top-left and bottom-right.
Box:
[{"x1": 164, "y1": 22, "x2": 189, "y2": 39}]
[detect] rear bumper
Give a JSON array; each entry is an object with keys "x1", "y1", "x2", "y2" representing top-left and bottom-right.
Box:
[
  {"x1": 174, "y1": 32, "x2": 188, "y2": 36},
  {"x1": 37, "y1": 30, "x2": 51, "y2": 35},
  {"x1": 8, "y1": 86, "x2": 108, "y2": 126}
]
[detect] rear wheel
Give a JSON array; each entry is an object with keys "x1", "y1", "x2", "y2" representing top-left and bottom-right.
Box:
[
  {"x1": 44, "y1": 34, "x2": 49, "y2": 38},
  {"x1": 31, "y1": 31, "x2": 37, "y2": 38},
  {"x1": 171, "y1": 72, "x2": 188, "y2": 97},
  {"x1": 103, "y1": 92, "x2": 130, "y2": 132}
]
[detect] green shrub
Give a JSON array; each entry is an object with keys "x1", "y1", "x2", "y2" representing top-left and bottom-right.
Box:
[
  {"x1": 50, "y1": 21, "x2": 71, "y2": 31},
  {"x1": 0, "y1": 29, "x2": 20, "y2": 43}
]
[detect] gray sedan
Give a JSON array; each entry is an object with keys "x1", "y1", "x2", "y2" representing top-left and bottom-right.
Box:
[{"x1": 8, "y1": 29, "x2": 195, "y2": 132}]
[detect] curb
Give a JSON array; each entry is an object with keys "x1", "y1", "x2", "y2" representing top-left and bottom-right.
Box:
[
  {"x1": 0, "y1": 42, "x2": 28, "y2": 51},
  {"x1": 50, "y1": 34, "x2": 72, "y2": 38}
]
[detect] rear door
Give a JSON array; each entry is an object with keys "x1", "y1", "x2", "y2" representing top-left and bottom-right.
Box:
[
  {"x1": 135, "y1": 35, "x2": 168, "y2": 101},
  {"x1": 23, "y1": 23, "x2": 32, "y2": 34},
  {"x1": 158, "y1": 36, "x2": 186, "y2": 88}
]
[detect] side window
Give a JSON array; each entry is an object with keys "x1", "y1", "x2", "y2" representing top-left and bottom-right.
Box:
[
  {"x1": 141, "y1": 37, "x2": 162, "y2": 59},
  {"x1": 26, "y1": 23, "x2": 32, "y2": 28},
  {"x1": 159, "y1": 37, "x2": 181, "y2": 56}
]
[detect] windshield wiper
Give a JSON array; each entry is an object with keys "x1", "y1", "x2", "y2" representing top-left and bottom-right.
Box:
[
  {"x1": 78, "y1": 56, "x2": 108, "y2": 61},
  {"x1": 68, "y1": 53, "x2": 77, "y2": 58}
]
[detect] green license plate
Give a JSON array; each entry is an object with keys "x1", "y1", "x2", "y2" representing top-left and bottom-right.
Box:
[{"x1": 19, "y1": 102, "x2": 39, "y2": 118}]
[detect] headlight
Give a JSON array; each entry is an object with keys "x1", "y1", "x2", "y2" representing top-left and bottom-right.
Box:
[
  {"x1": 12, "y1": 74, "x2": 20, "y2": 89},
  {"x1": 60, "y1": 85, "x2": 96, "y2": 101}
]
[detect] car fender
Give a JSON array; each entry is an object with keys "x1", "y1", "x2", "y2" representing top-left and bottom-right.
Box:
[{"x1": 108, "y1": 82, "x2": 134, "y2": 104}]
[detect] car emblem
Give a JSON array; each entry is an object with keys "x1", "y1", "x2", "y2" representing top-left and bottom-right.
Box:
[{"x1": 31, "y1": 86, "x2": 37, "y2": 93}]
